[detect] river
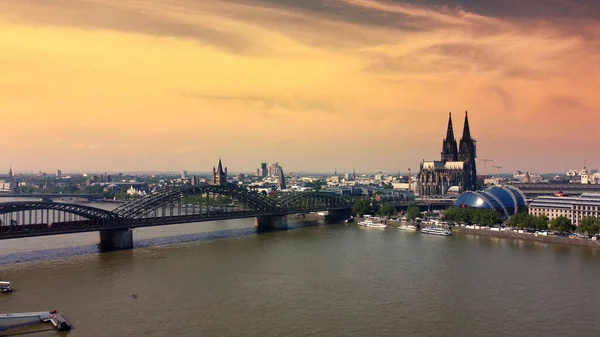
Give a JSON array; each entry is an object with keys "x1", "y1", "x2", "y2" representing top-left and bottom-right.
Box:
[{"x1": 1, "y1": 201, "x2": 600, "y2": 336}]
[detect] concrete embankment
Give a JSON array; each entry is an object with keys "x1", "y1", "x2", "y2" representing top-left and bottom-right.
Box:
[{"x1": 453, "y1": 227, "x2": 600, "y2": 249}]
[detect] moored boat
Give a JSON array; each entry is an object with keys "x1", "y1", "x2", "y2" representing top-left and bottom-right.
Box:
[
  {"x1": 398, "y1": 224, "x2": 419, "y2": 231},
  {"x1": 0, "y1": 281, "x2": 12, "y2": 293},
  {"x1": 358, "y1": 217, "x2": 388, "y2": 228},
  {"x1": 421, "y1": 226, "x2": 452, "y2": 236}
]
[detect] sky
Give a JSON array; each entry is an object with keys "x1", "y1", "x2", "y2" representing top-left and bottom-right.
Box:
[{"x1": 1, "y1": 0, "x2": 599, "y2": 174}]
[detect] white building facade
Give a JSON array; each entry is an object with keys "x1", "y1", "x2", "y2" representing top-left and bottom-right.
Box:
[{"x1": 528, "y1": 193, "x2": 600, "y2": 226}]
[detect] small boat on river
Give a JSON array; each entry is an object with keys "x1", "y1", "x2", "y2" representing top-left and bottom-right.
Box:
[
  {"x1": 358, "y1": 217, "x2": 388, "y2": 228},
  {"x1": 398, "y1": 223, "x2": 419, "y2": 231},
  {"x1": 0, "y1": 281, "x2": 12, "y2": 293},
  {"x1": 421, "y1": 221, "x2": 452, "y2": 236}
]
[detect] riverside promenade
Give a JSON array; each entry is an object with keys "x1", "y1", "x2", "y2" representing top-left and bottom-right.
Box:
[{"x1": 453, "y1": 227, "x2": 600, "y2": 249}]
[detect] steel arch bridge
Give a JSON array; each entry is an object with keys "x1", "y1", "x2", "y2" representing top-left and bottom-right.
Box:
[
  {"x1": 0, "y1": 186, "x2": 352, "y2": 239},
  {"x1": 113, "y1": 185, "x2": 279, "y2": 220},
  {"x1": 276, "y1": 191, "x2": 352, "y2": 212},
  {"x1": 0, "y1": 201, "x2": 119, "y2": 224}
]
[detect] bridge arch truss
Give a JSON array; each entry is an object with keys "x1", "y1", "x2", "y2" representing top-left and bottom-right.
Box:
[
  {"x1": 276, "y1": 192, "x2": 352, "y2": 212},
  {"x1": 113, "y1": 185, "x2": 280, "y2": 220}
]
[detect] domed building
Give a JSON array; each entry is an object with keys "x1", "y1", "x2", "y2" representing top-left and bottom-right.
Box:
[{"x1": 454, "y1": 186, "x2": 527, "y2": 217}]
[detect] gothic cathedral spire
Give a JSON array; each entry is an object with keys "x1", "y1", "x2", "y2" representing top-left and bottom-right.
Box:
[
  {"x1": 441, "y1": 112, "x2": 458, "y2": 162},
  {"x1": 458, "y1": 111, "x2": 477, "y2": 191},
  {"x1": 461, "y1": 110, "x2": 472, "y2": 142}
]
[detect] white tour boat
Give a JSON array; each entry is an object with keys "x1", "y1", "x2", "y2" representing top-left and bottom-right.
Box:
[
  {"x1": 358, "y1": 217, "x2": 388, "y2": 228},
  {"x1": 398, "y1": 223, "x2": 419, "y2": 231},
  {"x1": 421, "y1": 225, "x2": 452, "y2": 236}
]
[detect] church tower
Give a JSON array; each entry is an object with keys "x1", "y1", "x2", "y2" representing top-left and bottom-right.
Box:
[
  {"x1": 212, "y1": 158, "x2": 228, "y2": 186},
  {"x1": 441, "y1": 112, "x2": 458, "y2": 162},
  {"x1": 458, "y1": 111, "x2": 477, "y2": 191}
]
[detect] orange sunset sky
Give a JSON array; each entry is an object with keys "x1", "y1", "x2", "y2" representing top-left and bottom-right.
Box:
[{"x1": 1, "y1": 0, "x2": 599, "y2": 174}]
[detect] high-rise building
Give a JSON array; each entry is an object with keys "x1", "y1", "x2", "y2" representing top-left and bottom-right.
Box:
[
  {"x1": 8, "y1": 167, "x2": 13, "y2": 180},
  {"x1": 260, "y1": 162, "x2": 268, "y2": 178},
  {"x1": 278, "y1": 167, "x2": 286, "y2": 190},
  {"x1": 181, "y1": 170, "x2": 188, "y2": 179},
  {"x1": 191, "y1": 175, "x2": 199, "y2": 186},
  {"x1": 57, "y1": 169, "x2": 62, "y2": 179},
  {"x1": 268, "y1": 162, "x2": 280, "y2": 177}
]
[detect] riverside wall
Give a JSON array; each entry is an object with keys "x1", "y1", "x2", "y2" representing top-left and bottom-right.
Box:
[{"x1": 453, "y1": 227, "x2": 600, "y2": 249}]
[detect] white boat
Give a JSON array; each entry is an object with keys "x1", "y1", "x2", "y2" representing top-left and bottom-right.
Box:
[
  {"x1": 0, "y1": 281, "x2": 12, "y2": 293},
  {"x1": 398, "y1": 224, "x2": 419, "y2": 231},
  {"x1": 358, "y1": 217, "x2": 388, "y2": 228},
  {"x1": 421, "y1": 226, "x2": 452, "y2": 236}
]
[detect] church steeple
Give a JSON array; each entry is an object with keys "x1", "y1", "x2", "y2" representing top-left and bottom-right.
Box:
[
  {"x1": 445, "y1": 112, "x2": 455, "y2": 141},
  {"x1": 458, "y1": 111, "x2": 477, "y2": 191},
  {"x1": 461, "y1": 111, "x2": 472, "y2": 142},
  {"x1": 441, "y1": 112, "x2": 458, "y2": 162},
  {"x1": 212, "y1": 158, "x2": 228, "y2": 186}
]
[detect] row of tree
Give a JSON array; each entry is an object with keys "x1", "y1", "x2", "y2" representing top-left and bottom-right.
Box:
[{"x1": 441, "y1": 207, "x2": 501, "y2": 227}]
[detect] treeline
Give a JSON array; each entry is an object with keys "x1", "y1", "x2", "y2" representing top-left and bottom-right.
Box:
[{"x1": 441, "y1": 207, "x2": 501, "y2": 227}]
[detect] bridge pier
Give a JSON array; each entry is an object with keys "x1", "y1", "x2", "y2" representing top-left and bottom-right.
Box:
[
  {"x1": 324, "y1": 209, "x2": 352, "y2": 224},
  {"x1": 254, "y1": 215, "x2": 288, "y2": 231},
  {"x1": 99, "y1": 229, "x2": 133, "y2": 251}
]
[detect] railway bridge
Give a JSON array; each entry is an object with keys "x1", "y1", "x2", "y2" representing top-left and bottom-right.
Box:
[{"x1": 0, "y1": 185, "x2": 351, "y2": 250}]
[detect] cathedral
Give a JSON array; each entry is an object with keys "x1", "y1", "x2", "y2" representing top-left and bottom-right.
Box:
[{"x1": 417, "y1": 112, "x2": 477, "y2": 196}]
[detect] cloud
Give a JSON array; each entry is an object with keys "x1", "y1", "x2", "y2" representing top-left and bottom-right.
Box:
[
  {"x1": 177, "y1": 91, "x2": 336, "y2": 114},
  {"x1": 1, "y1": 0, "x2": 600, "y2": 172}
]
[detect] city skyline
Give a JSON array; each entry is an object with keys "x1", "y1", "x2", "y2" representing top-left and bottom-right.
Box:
[{"x1": 1, "y1": 0, "x2": 599, "y2": 172}]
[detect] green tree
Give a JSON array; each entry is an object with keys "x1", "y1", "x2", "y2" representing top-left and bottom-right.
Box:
[
  {"x1": 352, "y1": 199, "x2": 371, "y2": 216},
  {"x1": 305, "y1": 180, "x2": 324, "y2": 191},
  {"x1": 378, "y1": 204, "x2": 396, "y2": 217},
  {"x1": 533, "y1": 215, "x2": 549, "y2": 230},
  {"x1": 550, "y1": 216, "x2": 574, "y2": 232},
  {"x1": 578, "y1": 217, "x2": 599, "y2": 235},
  {"x1": 479, "y1": 209, "x2": 501, "y2": 227},
  {"x1": 406, "y1": 205, "x2": 423, "y2": 221}
]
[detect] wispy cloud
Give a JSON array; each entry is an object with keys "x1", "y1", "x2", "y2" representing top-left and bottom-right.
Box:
[{"x1": 1, "y1": 0, "x2": 599, "y2": 172}]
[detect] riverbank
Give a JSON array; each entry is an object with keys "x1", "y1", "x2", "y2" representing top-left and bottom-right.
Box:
[{"x1": 453, "y1": 227, "x2": 600, "y2": 249}]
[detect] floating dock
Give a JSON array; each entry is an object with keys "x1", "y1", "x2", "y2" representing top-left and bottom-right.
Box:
[{"x1": 0, "y1": 310, "x2": 71, "y2": 331}]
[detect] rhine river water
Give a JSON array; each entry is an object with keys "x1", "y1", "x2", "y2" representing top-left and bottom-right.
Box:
[{"x1": 1, "y1": 201, "x2": 600, "y2": 336}]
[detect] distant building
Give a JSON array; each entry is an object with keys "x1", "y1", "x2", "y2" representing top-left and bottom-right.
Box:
[
  {"x1": 417, "y1": 112, "x2": 477, "y2": 196},
  {"x1": 191, "y1": 175, "x2": 199, "y2": 186},
  {"x1": 529, "y1": 193, "x2": 600, "y2": 226},
  {"x1": 8, "y1": 167, "x2": 13, "y2": 181},
  {"x1": 127, "y1": 186, "x2": 147, "y2": 197},
  {"x1": 181, "y1": 170, "x2": 188, "y2": 180},
  {"x1": 57, "y1": 169, "x2": 62, "y2": 179},
  {"x1": 212, "y1": 159, "x2": 228, "y2": 186},
  {"x1": 268, "y1": 162, "x2": 281, "y2": 177},
  {"x1": 278, "y1": 167, "x2": 286, "y2": 190},
  {"x1": 258, "y1": 162, "x2": 268, "y2": 177}
]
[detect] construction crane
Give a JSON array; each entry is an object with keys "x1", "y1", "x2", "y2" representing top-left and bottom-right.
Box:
[
  {"x1": 492, "y1": 165, "x2": 502, "y2": 178},
  {"x1": 479, "y1": 159, "x2": 495, "y2": 179}
]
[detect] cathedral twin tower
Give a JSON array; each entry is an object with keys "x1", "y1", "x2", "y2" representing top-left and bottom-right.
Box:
[{"x1": 417, "y1": 112, "x2": 477, "y2": 196}]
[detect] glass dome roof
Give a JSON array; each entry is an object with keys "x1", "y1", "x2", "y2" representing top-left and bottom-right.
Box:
[{"x1": 454, "y1": 186, "x2": 526, "y2": 217}]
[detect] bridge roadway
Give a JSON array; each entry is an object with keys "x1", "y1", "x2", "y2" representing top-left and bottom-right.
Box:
[{"x1": 0, "y1": 185, "x2": 352, "y2": 250}]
